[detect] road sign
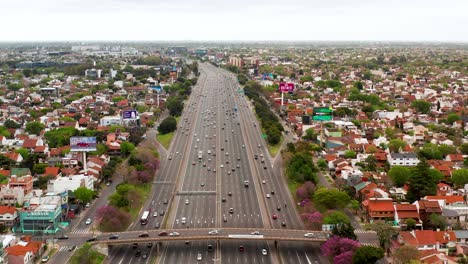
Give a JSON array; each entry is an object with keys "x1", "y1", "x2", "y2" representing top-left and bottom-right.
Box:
[
  {"x1": 279, "y1": 82, "x2": 295, "y2": 92},
  {"x1": 261, "y1": 134, "x2": 267, "y2": 138}
]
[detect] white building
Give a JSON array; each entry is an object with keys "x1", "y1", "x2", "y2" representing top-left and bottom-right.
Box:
[
  {"x1": 47, "y1": 175, "x2": 94, "y2": 193},
  {"x1": 387, "y1": 152, "x2": 420, "y2": 166},
  {"x1": 100, "y1": 116, "x2": 122, "y2": 126}
]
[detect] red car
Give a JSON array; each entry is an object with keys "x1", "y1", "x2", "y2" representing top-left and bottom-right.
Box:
[
  {"x1": 158, "y1": 231, "x2": 168, "y2": 236},
  {"x1": 272, "y1": 214, "x2": 278, "y2": 220},
  {"x1": 239, "y1": 246, "x2": 245, "y2": 252}
]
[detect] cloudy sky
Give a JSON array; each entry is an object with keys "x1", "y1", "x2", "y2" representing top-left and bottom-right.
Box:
[{"x1": 1, "y1": 0, "x2": 467, "y2": 41}]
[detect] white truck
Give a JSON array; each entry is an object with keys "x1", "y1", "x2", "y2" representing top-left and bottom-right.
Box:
[{"x1": 198, "y1": 151, "x2": 203, "y2": 159}]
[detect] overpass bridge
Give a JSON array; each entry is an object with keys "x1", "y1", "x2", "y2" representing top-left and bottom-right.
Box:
[{"x1": 63, "y1": 228, "x2": 334, "y2": 246}]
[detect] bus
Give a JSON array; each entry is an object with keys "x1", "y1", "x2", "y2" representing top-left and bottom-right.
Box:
[{"x1": 140, "y1": 211, "x2": 150, "y2": 225}]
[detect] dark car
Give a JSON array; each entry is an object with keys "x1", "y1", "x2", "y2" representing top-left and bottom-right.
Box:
[
  {"x1": 108, "y1": 234, "x2": 119, "y2": 240},
  {"x1": 159, "y1": 210, "x2": 165, "y2": 216},
  {"x1": 86, "y1": 236, "x2": 97, "y2": 242},
  {"x1": 68, "y1": 245, "x2": 76, "y2": 252},
  {"x1": 158, "y1": 231, "x2": 168, "y2": 236},
  {"x1": 57, "y1": 235, "x2": 69, "y2": 240},
  {"x1": 221, "y1": 197, "x2": 226, "y2": 202},
  {"x1": 139, "y1": 233, "x2": 149, "y2": 238},
  {"x1": 135, "y1": 251, "x2": 141, "y2": 257},
  {"x1": 239, "y1": 246, "x2": 245, "y2": 252},
  {"x1": 277, "y1": 206, "x2": 281, "y2": 211},
  {"x1": 155, "y1": 222, "x2": 160, "y2": 229},
  {"x1": 207, "y1": 245, "x2": 214, "y2": 252},
  {"x1": 147, "y1": 242, "x2": 153, "y2": 248},
  {"x1": 132, "y1": 243, "x2": 138, "y2": 249},
  {"x1": 281, "y1": 221, "x2": 287, "y2": 227}
]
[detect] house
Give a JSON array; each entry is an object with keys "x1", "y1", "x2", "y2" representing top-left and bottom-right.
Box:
[
  {"x1": 413, "y1": 200, "x2": 442, "y2": 227},
  {"x1": 446, "y1": 154, "x2": 464, "y2": 166},
  {"x1": 43, "y1": 167, "x2": 61, "y2": 178},
  {"x1": 394, "y1": 203, "x2": 422, "y2": 230},
  {"x1": 0, "y1": 186, "x2": 25, "y2": 207},
  {"x1": 362, "y1": 198, "x2": 395, "y2": 223},
  {"x1": 398, "y1": 230, "x2": 456, "y2": 253},
  {"x1": 8, "y1": 176, "x2": 33, "y2": 196},
  {"x1": 0, "y1": 206, "x2": 18, "y2": 227},
  {"x1": 5, "y1": 237, "x2": 43, "y2": 264},
  {"x1": 387, "y1": 152, "x2": 420, "y2": 166},
  {"x1": 2, "y1": 152, "x2": 23, "y2": 164}
]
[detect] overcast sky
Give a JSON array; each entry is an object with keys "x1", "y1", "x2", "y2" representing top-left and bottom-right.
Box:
[{"x1": 1, "y1": 0, "x2": 467, "y2": 41}]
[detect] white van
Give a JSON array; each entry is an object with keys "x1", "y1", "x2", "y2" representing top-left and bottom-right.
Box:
[
  {"x1": 181, "y1": 217, "x2": 186, "y2": 224},
  {"x1": 197, "y1": 252, "x2": 202, "y2": 261}
]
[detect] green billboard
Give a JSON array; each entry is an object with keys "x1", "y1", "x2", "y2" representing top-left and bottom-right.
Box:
[{"x1": 313, "y1": 107, "x2": 333, "y2": 121}]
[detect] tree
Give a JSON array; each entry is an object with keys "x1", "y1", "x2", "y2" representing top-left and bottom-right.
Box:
[
  {"x1": 286, "y1": 152, "x2": 318, "y2": 184},
  {"x1": 388, "y1": 166, "x2": 412, "y2": 187},
  {"x1": 352, "y1": 246, "x2": 384, "y2": 264},
  {"x1": 74, "y1": 187, "x2": 95, "y2": 204},
  {"x1": 323, "y1": 211, "x2": 351, "y2": 225},
  {"x1": 406, "y1": 218, "x2": 417, "y2": 231},
  {"x1": 451, "y1": 169, "x2": 468, "y2": 188},
  {"x1": 411, "y1": 100, "x2": 431, "y2": 114},
  {"x1": 446, "y1": 113, "x2": 460, "y2": 124},
  {"x1": 349, "y1": 200, "x2": 360, "y2": 214},
  {"x1": 0, "y1": 126, "x2": 10, "y2": 138},
  {"x1": 332, "y1": 223, "x2": 357, "y2": 240},
  {"x1": 25, "y1": 121, "x2": 45, "y2": 135},
  {"x1": 69, "y1": 243, "x2": 105, "y2": 264},
  {"x1": 313, "y1": 188, "x2": 351, "y2": 212},
  {"x1": 461, "y1": 143, "x2": 468, "y2": 155},
  {"x1": 120, "y1": 141, "x2": 135, "y2": 157},
  {"x1": 302, "y1": 128, "x2": 318, "y2": 141},
  {"x1": 364, "y1": 222, "x2": 398, "y2": 249},
  {"x1": 96, "y1": 206, "x2": 131, "y2": 232},
  {"x1": 393, "y1": 245, "x2": 420, "y2": 264},
  {"x1": 364, "y1": 155, "x2": 377, "y2": 171},
  {"x1": 389, "y1": 139, "x2": 407, "y2": 152},
  {"x1": 166, "y1": 96, "x2": 184, "y2": 116},
  {"x1": 317, "y1": 159, "x2": 328, "y2": 170},
  {"x1": 407, "y1": 160, "x2": 437, "y2": 203},
  {"x1": 321, "y1": 235, "x2": 360, "y2": 262},
  {"x1": 157, "y1": 116, "x2": 177, "y2": 134},
  {"x1": 344, "y1": 150, "x2": 356, "y2": 159},
  {"x1": 429, "y1": 213, "x2": 447, "y2": 230},
  {"x1": 4, "y1": 119, "x2": 20, "y2": 129}
]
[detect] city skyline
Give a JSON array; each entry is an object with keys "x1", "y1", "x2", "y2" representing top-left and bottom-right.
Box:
[{"x1": 1, "y1": 0, "x2": 467, "y2": 42}]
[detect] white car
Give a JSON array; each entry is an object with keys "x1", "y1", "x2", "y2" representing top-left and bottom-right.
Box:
[
  {"x1": 169, "y1": 232, "x2": 180, "y2": 236},
  {"x1": 266, "y1": 194, "x2": 271, "y2": 198},
  {"x1": 220, "y1": 164, "x2": 224, "y2": 168},
  {"x1": 251, "y1": 231, "x2": 261, "y2": 235},
  {"x1": 153, "y1": 212, "x2": 158, "y2": 217},
  {"x1": 185, "y1": 199, "x2": 190, "y2": 205},
  {"x1": 262, "y1": 249, "x2": 268, "y2": 256},
  {"x1": 85, "y1": 218, "x2": 92, "y2": 225},
  {"x1": 208, "y1": 229, "x2": 219, "y2": 235},
  {"x1": 304, "y1": 233, "x2": 315, "y2": 237},
  {"x1": 262, "y1": 180, "x2": 266, "y2": 184}
]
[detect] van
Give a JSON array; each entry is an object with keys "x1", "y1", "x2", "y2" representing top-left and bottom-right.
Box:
[
  {"x1": 181, "y1": 217, "x2": 186, "y2": 224},
  {"x1": 197, "y1": 252, "x2": 202, "y2": 261}
]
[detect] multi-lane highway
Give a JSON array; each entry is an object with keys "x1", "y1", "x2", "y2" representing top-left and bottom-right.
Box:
[{"x1": 52, "y1": 62, "x2": 328, "y2": 264}]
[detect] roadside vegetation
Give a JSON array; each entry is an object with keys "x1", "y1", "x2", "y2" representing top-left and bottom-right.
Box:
[
  {"x1": 69, "y1": 243, "x2": 106, "y2": 264},
  {"x1": 96, "y1": 140, "x2": 159, "y2": 232},
  {"x1": 156, "y1": 64, "x2": 198, "y2": 149}
]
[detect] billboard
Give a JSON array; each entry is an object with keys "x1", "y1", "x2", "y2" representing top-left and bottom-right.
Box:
[
  {"x1": 279, "y1": 82, "x2": 295, "y2": 92},
  {"x1": 122, "y1": 110, "x2": 138, "y2": 120},
  {"x1": 70, "y1": 137, "x2": 97, "y2": 152},
  {"x1": 313, "y1": 107, "x2": 333, "y2": 121},
  {"x1": 150, "y1": 85, "x2": 163, "y2": 93}
]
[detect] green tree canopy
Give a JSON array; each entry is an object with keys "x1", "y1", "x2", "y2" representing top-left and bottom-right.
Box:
[
  {"x1": 407, "y1": 160, "x2": 438, "y2": 203},
  {"x1": 323, "y1": 211, "x2": 351, "y2": 225},
  {"x1": 313, "y1": 188, "x2": 351, "y2": 212},
  {"x1": 411, "y1": 100, "x2": 431, "y2": 114},
  {"x1": 393, "y1": 245, "x2": 420, "y2": 264},
  {"x1": 352, "y1": 246, "x2": 384, "y2": 264},
  {"x1": 388, "y1": 166, "x2": 412, "y2": 187},
  {"x1": 25, "y1": 121, "x2": 45, "y2": 135},
  {"x1": 120, "y1": 141, "x2": 135, "y2": 157},
  {"x1": 74, "y1": 187, "x2": 95, "y2": 204},
  {"x1": 158, "y1": 116, "x2": 177, "y2": 134},
  {"x1": 364, "y1": 222, "x2": 398, "y2": 249},
  {"x1": 389, "y1": 139, "x2": 407, "y2": 152},
  {"x1": 286, "y1": 152, "x2": 318, "y2": 184},
  {"x1": 452, "y1": 169, "x2": 468, "y2": 188}
]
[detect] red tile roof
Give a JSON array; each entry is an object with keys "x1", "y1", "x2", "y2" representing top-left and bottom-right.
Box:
[
  {"x1": 22, "y1": 139, "x2": 37, "y2": 148},
  {"x1": 0, "y1": 205, "x2": 16, "y2": 215},
  {"x1": 395, "y1": 204, "x2": 420, "y2": 219},
  {"x1": 44, "y1": 167, "x2": 60, "y2": 177},
  {"x1": 425, "y1": 195, "x2": 465, "y2": 205}
]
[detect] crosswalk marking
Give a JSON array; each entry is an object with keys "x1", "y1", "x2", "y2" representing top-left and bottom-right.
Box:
[
  {"x1": 70, "y1": 228, "x2": 91, "y2": 234},
  {"x1": 354, "y1": 229, "x2": 377, "y2": 234}
]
